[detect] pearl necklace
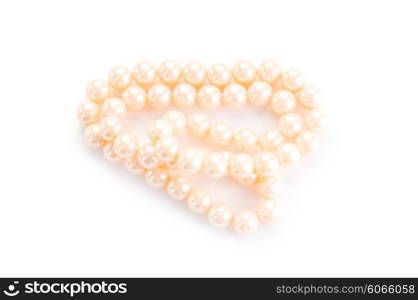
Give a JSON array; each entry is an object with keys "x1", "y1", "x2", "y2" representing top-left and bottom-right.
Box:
[{"x1": 77, "y1": 60, "x2": 326, "y2": 234}]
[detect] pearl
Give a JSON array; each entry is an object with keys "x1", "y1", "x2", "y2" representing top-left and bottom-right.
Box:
[
  {"x1": 108, "y1": 66, "x2": 132, "y2": 90},
  {"x1": 144, "y1": 168, "x2": 169, "y2": 188},
  {"x1": 296, "y1": 86, "x2": 321, "y2": 108},
  {"x1": 197, "y1": 85, "x2": 221, "y2": 109},
  {"x1": 137, "y1": 143, "x2": 160, "y2": 169},
  {"x1": 163, "y1": 110, "x2": 186, "y2": 133},
  {"x1": 177, "y1": 148, "x2": 204, "y2": 173},
  {"x1": 208, "y1": 122, "x2": 233, "y2": 146},
  {"x1": 256, "y1": 177, "x2": 281, "y2": 198},
  {"x1": 222, "y1": 83, "x2": 247, "y2": 108},
  {"x1": 271, "y1": 90, "x2": 296, "y2": 115},
  {"x1": 121, "y1": 86, "x2": 146, "y2": 111},
  {"x1": 86, "y1": 80, "x2": 112, "y2": 103},
  {"x1": 132, "y1": 62, "x2": 157, "y2": 85},
  {"x1": 229, "y1": 153, "x2": 254, "y2": 179},
  {"x1": 257, "y1": 60, "x2": 282, "y2": 84},
  {"x1": 187, "y1": 113, "x2": 210, "y2": 138},
  {"x1": 232, "y1": 61, "x2": 256, "y2": 84},
  {"x1": 237, "y1": 173, "x2": 258, "y2": 187},
  {"x1": 103, "y1": 142, "x2": 120, "y2": 163},
  {"x1": 155, "y1": 136, "x2": 180, "y2": 162},
  {"x1": 259, "y1": 129, "x2": 284, "y2": 151},
  {"x1": 187, "y1": 188, "x2": 212, "y2": 213},
  {"x1": 77, "y1": 101, "x2": 99, "y2": 125},
  {"x1": 278, "y1": 113, "x2": 304, "y2": 138},
  {"x1": 281, "y1": 68, "x2": 305, "y2": 92},
  {"x1": 167, "y1": 176, "x2": 192, "y2": 201},
  {"x1": 233, "y1": 129, "x2": 258, "y2": 152},
  {"x1": 125, "y1": 157, "x2": 144, "y2": 175},
  {"x1": 147, "y1": 84, "x2": 171, "y2": 109},
  {"x1": 305, "y1": 109, "x2": 327, "y2": 132},
  {"x1": 207, "y1": 63, "x2": 231, "y2": 87},
  {"x1": 183, "y1": 62, "x2": 206, "y2": 85},
  {"x1": 296, "y1": 130, "x2": 320, "y2": 153},
  {"x1": 147, "y1": 119, "x2": 173, "y2": 142},
  {"x1": 257, "y1": 199, "x2": 279, "y2": 223},
  {"x1": 233, "y1": 211, "x2": 259, "y2": 233},
  {"x1": 164, "y1": 158, "x2": 178, "y2": 170},
  {"x1": 276, "y1": 142, "x2": 301, "y2": 165},
  {"x1": 113, "y1": 133, "x2": 138, "y2": 159},
  {"x1": 172, "y1": 83, "x2": 196, "y2": 108},
  {"x1": 254, "y1": 151, "x2": 280, "y2": 177},
  {"x1": 208, "y1": 203, "x2": 233, "y2": 228},
  {"x1": 99, "y1": 116, "x2": 123, "y2": 141},
  {"x1": 84, "y1": 123, "x2": 103, "y2": 149},
  {"x1": 101, "y1": 98, "x2": 127, "y2": 118},
  {"x1": 203, "y1": 152, "x2": 229, "y2": 178},
  {"x1": 248, "y1": 81, "x2": 273, "y2": 106},
  {"x1": 157, "y1": 60, "x2": 182, "y2": 84}
]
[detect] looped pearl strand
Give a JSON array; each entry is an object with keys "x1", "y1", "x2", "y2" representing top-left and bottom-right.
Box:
[{"x1": 77, "y1": 60, "x2": 326, "y2": 234}]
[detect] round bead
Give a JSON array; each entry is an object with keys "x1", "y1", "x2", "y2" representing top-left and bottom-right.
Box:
[
  {"x1": 281, "y1": 68, "x2": 305, "y2": 92},
  {"x1": 137, "y1": 143, "x2": 160, "y2": 169},
  {"x1": 163, "y1": 110, "x2": 186, "y2": 133},
  {"x1": 177, "y1": 148, "x2": 204, "y2": 173},
  {"x1": 232, "y1": 61, "x2": 256, "y2": 84},
  {"x1": 236, "y1": 173, "x2": 258, "y2": 187},
  {"x1": 125, "y1": 157, "x2": 144, "y2": 175},
  {"x1": 276, "y1": 142, "x2": 301, "y2": 165},
  {"x1": 187, "y1": 188, "x2": 212, "y2": 213},
  {"x1": 222, "y1": 83, "x2": 247, "y2": 108},
  {"x1": 233, "y1": 129, "x2": 258, "y2": 152},
  {"x1": 86, "y1": 79, "x2": 112, "y2": 103},
  {"x1": 167, "y1": 176, "x2": 192, "y2": 201},
  {"x1": 203, "y1": 152, "x2": 229, "y2": 178},
  {"x1": 208, "y1": 203, "x2": 233, "y2": 228},
  {"x1": 108, "y1": 66, "x2": 132, "y2": 90},
  {"x1": 207, "y1": 63, "x2": 231, "y2": 87},
  {"x1": 208, "y1": 122, "x2": 233, "y2": 146},
  {"x1": 147, "y1": 84, "x2": 171, "y2": 109},
  {"x1": 121, "y1": 86, "x2": 146, "y2": 111},
  {"x1": 101, "y1": 98, "x2": 127, "y2": 118},
  {"x1": 157, "y1": 60, "x2": 182, "y2": 84},
  {"x1": 233, "y1": 211, "x2": 259, "y2": 233},
  {"x1": 99, "y1": 116, "x2": 123, "y2": 142},
  {"x1": 296, "y1": 130, "x2": 320, "y2": 153},
  {"x1": 77, "y1": 101, "x2": 99, "y2": 125},
  {"x1": 144, "y1": 168, "x2": 169, "y2": 188},
  {"x1": 257, "y1": 199, "x2": 279, "y2": 223},
  {"x1": 84, "y1": 123, "x2": 103, "y2": 149},
  {"x1": 187, "y1": 114, "x2": 210, "y2": 138},
  {"x1": 259, "y1": 129, "x2": 284, "y2": 151},
  {"x1": 183, "y1": 62, "x2": 206, "y2": 85},
  {"x1": 278, "y1": 113, "x2": 304, "y2": 138},
  {"x1": 296, "y1": 86, "x2": 321, "y2": 108},
  {"x1": 229, "y1": 153, "x2": 254, "y2": 179},
  {"x1": 147, "y1": 119, "x2": 173, "y2": 142},
  {"x1": 305, "y1": 109, "x2": 327, "y2": 132},
  {"x1": 103, "y1": 142, "x2": 120, "y2": 163},
  {"x1": 254, "y1": 151, "x2": 280, "y2": 177},
  {"x1": 271, "y1": 90, "x2": 296, "y2": 115},
  {"x1": 256, "y1": 177, "x2": 281, "y2": 198},
  {"x1": 132, "y1": 62, "x2": 157, "y2": 85},
  {"x1": 113, "y1": 133, "x2": 138, "y2": 159},
  {"x1": 155, "y1": 136, "x2": 180, "y2": 162},
  {"x1": 172, "y1": 83, "x2": 196, "y2": 108},
  {"x1": 197, "y1": 85, "x2": 221, "y2": 109},
  {"x1": 257, "y1": 60, "x2": 282, "y2": 84},
  {"x1": 248, "y1": 81, "x2": 273, "y2": 106}
]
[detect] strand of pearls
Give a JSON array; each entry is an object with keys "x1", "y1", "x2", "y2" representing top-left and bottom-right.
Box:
[{"x1": 78, "y1": 60, "x2": 326, "y2": 234}]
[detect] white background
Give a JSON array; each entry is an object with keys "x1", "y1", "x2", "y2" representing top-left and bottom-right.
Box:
[{"x1": 0, "y1": 0, "x2": 417, "y2": 277}]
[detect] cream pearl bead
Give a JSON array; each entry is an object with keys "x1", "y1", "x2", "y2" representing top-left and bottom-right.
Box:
[
  {"x1": 147, "y1": 119, "x2": 173, "y2": 142},
  {"x1": 132, "y1": 62, "x2": 157, "y2": 85},
  {"x1": 103, "y1": 142, "x2": 120, "y2": 163},
  {"x1": 125, "y1": 157, "x2": 144, "y2": 175},
  {"x1": 305, "y1": 109, "x2": 327, "y2": 132},
  {"x1": 229, "y1": 153, "x2": 254, "y2": 180},
  {"x1": 177, "y1": 148, "x2": 204, "y2": 173},
  {"x1": 256, "y1": 177, "x2": 281, "y2": 199},
  {"x1": 278, "y1": 113, "x2": 304, "y2": 138},
  {"x1": 157, "y1": 60, "x2": 182, "y2": 84},
  {"x1": 187, "y1": 188, "x2": 212, "y2": 213},
  {"x1": 121, "y1": 86, "x2": 146, "y2": 111},
  {"x1": 222, "y1": 83, "x2": 247, "y2": 108},
  {"x1": 155, "y1": 136, "x2": 180, "y2": 162},
  {"x1": 137, "y1": 143, "x2": 160, "y2": 169},
  {"x1": 233, "y1": 129, "x2": 258, "y2": 152},
  {"x1": 77, "y1": 101, "x2": 99, "y2": 125},
  {"x1": 271, "y1": 90, "x2": 296, "y2": 115},
  {"x1": 144, "y1": 168, "x2": 169, "y2": 188},
  {"x1": 183, "y1": 62, "x2": 206, "y2": 85},
  {"x1": 296, "y1": 130, "x2": 320, "y2": 153},
  {"x1": 167, "y1": 176, "x2": 192, "y2": 201},
  {"x1": 248, "y1": 81, "x2": 273, "y2": 107},
  {"x1": 208, "y1": 203, "x2": 233, "y2": 228},
  {"x1": 254, "y1": 151, "x2": 280, "y2": 177},
  {"x1": 164, "y1": 158, "x2": 178, "y2": 170},
  {"x1": 281, "y1": 68, "x2": 305, "y2": 92},
  {"x1": 257, "y1": 60, "x2": 282, "y2": 84},
  {"x1": 257, "y1": 199, "x2": 279, "y2": 223},
  {"x1": 208, "y1": 122, "x2": 233, "y2": 146},
  {"x1": 86, "y1": 79, "x2": 112, "y2": 103},
  {"x1": 259, "y1": 129, "x2": 284, "y2": 151},
  {"x1": 147, "y1": 84, "x2": 171, "y2": 109},
  {"x1": 237, "y1": 173, "x2": 258, "y2": 187},
  {"x1": 232, "y1": 61, "x2": 256, "y2": 84},
  {"x1": 187, "y1": 113, "x2": 210, "y2": 138},
  {"x1": 197, "y1": 85, "x2": 222, "y2": 109},
  {"x1": 276, "y1": 142, "x2": 301, "y2": 165},
  {"x1": 296, "y1": 86, "x2": 321, "y2": 108},
  {"x1": 108, "y1": 66, "x2": 132, "y2": 90},
  {"x1": 113, "y1": 133, "x2": 138, "y2": 159},
  {"x1": 102, "y1": 98, "x2": 127, "y2": 118},
  {"x1": 233, "y1": 211, "x2": 259, "y2": 233},
  {"x1": 172, "y1": 83, "x2": 196, "y2": 108},
  {"x1": 203, "y1": 152, "x2": 229, "y2": 178},
  {"x1": 84, "y1": 123, "x2": 103, "y2": 149},
  {"x1": 99, "y1": 116, "x2": 123, "y2": 142},
  {"x1": 207, "y1": 63, "x2": 231, "y2": 87},
  {"x1": 163, "y1": 110, "x2": 186, "y2": 133}
]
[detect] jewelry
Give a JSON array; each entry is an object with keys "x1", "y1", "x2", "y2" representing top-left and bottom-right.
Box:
[{"x1": 77, "y1": 60, "x2": 326, "y2": 234}]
